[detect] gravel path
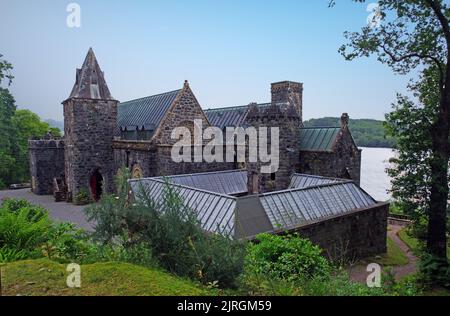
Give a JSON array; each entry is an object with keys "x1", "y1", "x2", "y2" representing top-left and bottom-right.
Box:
[
  {"x1": 348, "y1": 224, "x2": 418, "y2": 283},
  {"x1": 0, "y1": 189, "x2": 94, "y2": 231}
]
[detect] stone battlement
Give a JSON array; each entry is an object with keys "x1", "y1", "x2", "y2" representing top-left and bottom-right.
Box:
[{"x1": 28, "y1": 138, "x2": 65, "y2": 149}]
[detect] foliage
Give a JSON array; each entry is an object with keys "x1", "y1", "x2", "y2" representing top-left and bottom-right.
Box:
[
  {"x1": 2, "y1": 258, "x2": 212, "y2": 296},
  {"x1": 11, "y1": 109, "x2": 61, "y2": 183},
  {"x1": 244, "y1": 233, "x2": 330, "y2": 283},
  {"x1": 0, "y1": 54, "x2": 61, "y2": 187},
  {"x1": 85, "y1": 166, "x2": 246, "y2": 288},
  {"x1": 335, "y1": 0, "x2": 450, "y2": 283},
  {"x1": 0, "y1": 198, "x2": 96, "y2": 264},
  {"x1": 304, "y1": 117, "x2": 395, "y2": 148},
  {"x1": 0, "y1": 202, "x2": 51, "y2": 254},
  {"x1": 73, "y1": 188, "x2": 91, "y2": 205},
  {"x1": 41, "y1": 222, "x2": 95, "y2": 263},
  {"x1": 0, "y1": 245, "x2": 29, "y2": 263},
  {"x1": 419, "y1": 254, "x2": 450, "y2": 288}
]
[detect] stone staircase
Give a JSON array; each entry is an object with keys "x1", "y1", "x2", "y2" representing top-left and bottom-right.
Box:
[{"x1": 53, "y1": 177, "x2": 68, "y2": 202}]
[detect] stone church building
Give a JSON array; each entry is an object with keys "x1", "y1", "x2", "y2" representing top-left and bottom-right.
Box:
[{"x1": 29, "y1": 49, "x2": 387, "y2": 259}]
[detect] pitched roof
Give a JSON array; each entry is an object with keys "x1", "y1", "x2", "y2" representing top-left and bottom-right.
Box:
[
  {"x1": 299, "y1": 127, "x2": 341, "y2": 152},
  {"x1": 204, "y1": 103, "x2": 271, "y2": 129},
  {"x1": 117, "y1": 89, "x2": 181, "y2": 132},
  {"x1": 129, "y1": 172, "x2": 379, "y2": 240},
  {"x1": 258, "y1": 182, "x2": 377, "y2": 232},
  {"x1": 129, "y1": 178, "x2": 237, "y2": 237},
  {"x1": 289, "y1": 173, "x2": 345, "y2": 189},
  {"x1": 68, "y1": 48, "x2": 114, "y2": 100},
  {"x1": 154, "y1": 169, "x2": 247, "y2": 196}
]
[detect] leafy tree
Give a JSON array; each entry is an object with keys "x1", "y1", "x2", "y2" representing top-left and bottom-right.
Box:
[
  {"x1": 0, "y1": 54, "x2": 18, "y2": 188},
  {"x1": 0, "y1": 54, "x2": 60, "y2": 186},
  {"x1": 335, "y1": 0, "x2": 450, "y2": 275},
  {"x1": 11, "y1": 109, "x2": 61, "y2": 183}
]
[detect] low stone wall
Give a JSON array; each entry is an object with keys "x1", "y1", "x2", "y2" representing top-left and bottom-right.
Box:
[
  {"x1": 28, "y1": 139, "x2": 65, "y2": 195},
  {"x1": 294, "y1": 203, "x2": 389, "y2": 260}
]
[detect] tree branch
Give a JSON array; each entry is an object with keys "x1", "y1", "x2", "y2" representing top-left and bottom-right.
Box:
[{"x1": 380, "y1": 44, "x2": 445, "y2": 92}]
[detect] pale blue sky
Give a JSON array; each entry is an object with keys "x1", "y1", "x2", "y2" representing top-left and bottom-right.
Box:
[{"x1": 1, "y1": 0, "x2": 412, "y2": 121}]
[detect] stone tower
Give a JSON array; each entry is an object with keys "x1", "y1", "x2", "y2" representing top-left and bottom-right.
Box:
[
  {"x1": 271, "y1": 81, "x2": 303, "y2": 123},
  {"x1": 63, "y1": 48, "x2": 118, "y2": 201},
  {"x1": 246, "y1": 100, "x2": 301, "y2": 194}
]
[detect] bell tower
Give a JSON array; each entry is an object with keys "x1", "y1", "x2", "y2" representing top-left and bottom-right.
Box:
[{"x1": 63, "y1": 48, "x2": 118, "y2": 201}]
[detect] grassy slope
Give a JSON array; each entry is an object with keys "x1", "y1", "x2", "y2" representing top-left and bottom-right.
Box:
[
  {"x1": 373, "y1": 236, "x2": 409, "y2": 266},
  {"x1": 1, "y1": 259, "x2": 212, "y2": 296},
  {"x1": 398, "y1": 228, "x2": 450, "y2": 257}
]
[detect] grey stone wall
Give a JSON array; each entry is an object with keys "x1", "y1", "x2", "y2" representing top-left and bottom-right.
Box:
[
  {"x1": 63, "y1": 98, "x2": 118, "y2": 199},
  {"x1": 246, "y1": 104, "x2": 300, "y2": 194},
  {"x1": 113, "y1": 141, "x2": 158, "y2": 178},
  {"x1": 155, "y1": 145, "x2": 236, "y2": 176},
  {"x1": 151, "y1": 82, "x2": 236, "y2": 176},
  {"x1": 28, "y1": 139, "x2": 65, "y2": 195},
  {"x1": 271, "y1": 81, "x2": 303, "y2": 122},
  {"x1": 299, "y1": 129, "x2": 362, "y2": 185},
  {"x1": 296, "y1": 203, "x2": 388, "y2": 260}
]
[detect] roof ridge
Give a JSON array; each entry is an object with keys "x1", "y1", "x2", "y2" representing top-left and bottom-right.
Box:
[
  {"x1": 300, "y1": 126, "x2": 341, "y2": 129},
  {"x1": 154, "y1": 169, "x2": 247, "y2": 179},
  {"x1": 259, "y1": 180, "x2": 356, "y2": 197},
  {"x1": 119, "y1": 89, "x2": 182, "y2": 105},
  {"x1": 129, "y1": 178, "x2": 237, "y2": 200},
  {"x1": 204, "y1": 102, "x2": 271, "y2": 112},
  {"x1": 291, "y1": 173, "x2": 346, "y2": 181}
]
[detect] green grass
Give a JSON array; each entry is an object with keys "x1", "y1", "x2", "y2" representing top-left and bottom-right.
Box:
[
  {"x1": 398, "y1": 228, "x2": 450, "y2": 257},
  {"x1": 1, "y1": 259, "x2": 213, "y2": 296},
  {"x1": 398, "y1": 229, "x2": 422, "y2": 257},
  {"x1": 364, "y1": 236, "x2": 409, "y2": 267}
]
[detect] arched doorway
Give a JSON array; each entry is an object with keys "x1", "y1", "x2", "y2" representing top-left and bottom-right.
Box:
[{"x1": 89, "y1": 169, "x2": 103, "y2": 201}]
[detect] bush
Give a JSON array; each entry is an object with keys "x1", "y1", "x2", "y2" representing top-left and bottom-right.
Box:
[
  {"x1": 0, "y1": 205, "x2": 51, "y2": 252},
  {"x1": 74, "y1": 188, "x2": 91, "y2": 205},
  {"x1": 0, "y1": 198, "x2": 96, "y2": 264},
  {"x1": 85, "y1": 167, "x2": 246, "y2": 288},
  {"x1": 419, "y1": 254, "x2": 450, "y2": 288},
  {"x1": 244, "y1": 233, "x2": 330, "y2": 283},
  {"x1": 0, "y1": 245, "x2": 30, "y2": 263}
]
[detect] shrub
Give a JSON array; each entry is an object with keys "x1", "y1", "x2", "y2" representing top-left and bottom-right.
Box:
[
  {"x1": 419, "y1": 254, "x2": 450, "y2": 288},
  {"x1": 41, "y1": 222, "x2": 96, "y2": 263},
  {"x1": 0, "y1": 198, "x2": 47, "y2": 221},
  {"x1": 244, "y1": 233, "x2": 330, "y2": 283},
  {"x1": 74, "y1": 188, "x2": 91, "y2": 205},
  {"x1": 0, "y1": 206, "x2": 51, "y2": 252},
  {"x1": 86, "y1": 167, "x2": 246, "y2": 288},
  {"x1": 0, "y1": 245, "x2": 30, "y2": 263}
]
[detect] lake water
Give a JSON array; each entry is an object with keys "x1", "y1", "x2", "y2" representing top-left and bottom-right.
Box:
[{"x1": 359, "y1": 147, "x2": 396, "y2": 202}]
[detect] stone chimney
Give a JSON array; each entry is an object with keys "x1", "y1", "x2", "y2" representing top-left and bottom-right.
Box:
[
  {"x1": 271, "y1": 81, "x2": 303, "y2": 122},
  {"x1": 341, "y1": 113, "x2": 349, "y2": 129}
]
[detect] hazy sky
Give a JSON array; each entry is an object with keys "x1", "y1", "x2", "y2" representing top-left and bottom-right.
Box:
[{"x1": 1, "y1": 0, "x2": 413, "y2": 121}]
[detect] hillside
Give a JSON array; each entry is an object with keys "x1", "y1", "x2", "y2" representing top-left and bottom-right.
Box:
[
  {"x1": 45, "y1": 119, "x2": 64, "y2": 133},
  {"x1": 303, "y1": 117, "x2": 395, "y2": 148},
  {"x1": 1, "y1": 259, "x2": 212, "y2": 296}
]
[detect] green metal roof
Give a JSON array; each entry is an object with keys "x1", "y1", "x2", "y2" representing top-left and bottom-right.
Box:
[
  {"x1": 299, "y1": 127, "x2": 341, "y2": 152},
  {"x1": 117, "y1": 89, "x2": 181, "y2": 132}
]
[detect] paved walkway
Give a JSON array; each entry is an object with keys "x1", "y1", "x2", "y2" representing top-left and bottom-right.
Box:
[
  {"x1": 348, "y1": 224, "x2": 418, "y2": 283},
  {"x1": 0, "y1": 189, "x2": 94, "y2": 231}
]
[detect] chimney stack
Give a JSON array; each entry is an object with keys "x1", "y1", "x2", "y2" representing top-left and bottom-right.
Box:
[
  {"x1": 271, "y1": 81, "x2": 303, "y2": 122},
  {"x1": 341, "y1": 113, "x2": 349, "y2": 129}
]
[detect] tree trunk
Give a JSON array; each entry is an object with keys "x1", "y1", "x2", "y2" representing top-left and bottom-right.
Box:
[{"x1": 427, "y1": 74, "x2": 450, "y2": 262}]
